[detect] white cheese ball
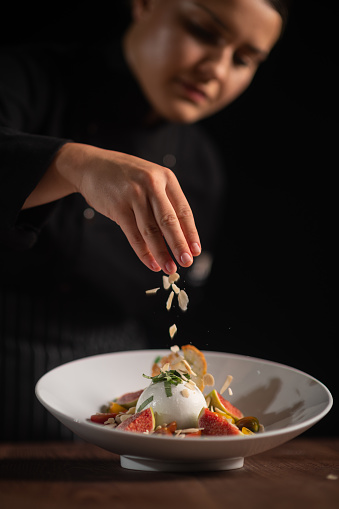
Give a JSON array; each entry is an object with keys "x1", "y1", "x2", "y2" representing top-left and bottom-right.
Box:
[{"x1": 136, "y1": 381, "x2": 207, "y2": 429}]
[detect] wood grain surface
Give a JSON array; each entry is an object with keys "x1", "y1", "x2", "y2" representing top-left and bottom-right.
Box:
[{"x1": 0, "y1": 438, "x2": 338, "y2": 509}]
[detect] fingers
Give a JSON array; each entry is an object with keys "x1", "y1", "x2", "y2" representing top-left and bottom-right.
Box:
[
  {"x1": 149, "y1": 190, "x2": 200, "y2": 271},
  {"x1": 165, "y1": 180, "x2": 201, "y2": 258},
  {"x1": 122, "y1": 175, "x2": 200, "y2": 275},
  {"x1": 118, "y1": 210, "x2": 164, "y2": 273},
  {"x1": 132, "y1": 197, "x2": 179, "y2": 275},
  {"x1": 89, "y1": 150, "x2": 201, "y2": 274}
]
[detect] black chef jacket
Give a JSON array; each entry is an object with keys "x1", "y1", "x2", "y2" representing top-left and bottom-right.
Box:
[{"x1": 0, "y1": 40, "x2": 226, "y2": 440}]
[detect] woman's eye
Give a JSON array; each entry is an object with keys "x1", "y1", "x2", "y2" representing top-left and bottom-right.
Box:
[
  {"x1": 185, "y1": 20, "x2": 221, "y2": 45},
  {"x1": 233, "y1": 54, "x2": 248, "y2": 67},
  {"x1": 234, "y1": 54, "x2": 256, "y2": 68}
]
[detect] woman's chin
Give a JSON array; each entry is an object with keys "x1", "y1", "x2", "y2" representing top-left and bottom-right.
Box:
[{"x1": 153, "y1": 98, "x2": 210, "y2": 124}]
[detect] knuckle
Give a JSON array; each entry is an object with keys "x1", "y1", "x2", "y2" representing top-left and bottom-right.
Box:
[
  {"x1": 137, "y1": 167, "x2": 159, "y2": 190},
  {"x1": 142, "y1": 222, "x2": 161, "y2": 238},
  {"x1": 160, "y1": 213, "x2": 178, "y2": 229},
  {"x1": 129, "y1": 230, "x2": 145, "y2": 246},
  {"x1": 177, "y1": 205, "x2": 193, "y2": 221}
]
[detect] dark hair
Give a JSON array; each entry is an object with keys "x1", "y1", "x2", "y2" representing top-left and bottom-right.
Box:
[
  {"x1": 265, "y1": 0, "x2": 291, "y2": 33},
  {"x1": 123, "y1": 0, "x2": 291, "y2": 33}
]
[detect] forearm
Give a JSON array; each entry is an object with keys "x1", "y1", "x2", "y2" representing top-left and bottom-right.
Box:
[{"x1": 22, "y1": 142, "x2": 83, "y2": 209}]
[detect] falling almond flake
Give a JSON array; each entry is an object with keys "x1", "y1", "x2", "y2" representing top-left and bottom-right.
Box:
[
  {"x1": 203, "y1": 373, "x2": 215, "y2": 387},
  {"x1": 178, "y1": 289, "x2": 189, "y2": 311},
  {"x1": 220, "y1": 375, "x2": 233, "y2": 395},
  {"x1": 172, "y1": 283, "x2": 180, "y2": 294},
  {"x1": 170, "y1": 345, "x2": 180, "y2": 354},
  {"x1": 168, "y1": 272, "x2": 180, "y2": 284},
  {"x1": 145, "y1": 287, "x2": 160, "y2": 295},
  {"x1": 228, "y1": 387, "x2": 233, "y2": 396},
  {"x1": 169, "y1": 324, "x2": 177, "y2": 339},
  {"x1": 163, "y1": 275, "x2": 171, "y2": 290},
  {"x1": 166, "y1": 290, "x2": 175, "y2": 311}
]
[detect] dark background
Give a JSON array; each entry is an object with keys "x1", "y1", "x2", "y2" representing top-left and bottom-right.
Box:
[{"x1": 1, "y1": 1, "x2": 337, "y2": 435}]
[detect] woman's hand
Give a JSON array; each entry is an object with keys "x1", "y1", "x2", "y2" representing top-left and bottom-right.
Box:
[{"x1": 23, "y1": 142, "x2": 201, "y2": 274}]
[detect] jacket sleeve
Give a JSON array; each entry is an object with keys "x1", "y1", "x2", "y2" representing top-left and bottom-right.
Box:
[{"x1": 0, "y1": 44, "x2": 70, "y2": 248}]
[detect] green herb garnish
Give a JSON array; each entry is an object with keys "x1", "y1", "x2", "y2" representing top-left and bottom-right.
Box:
[
  {"x1": 143, "y1": 370, "x2": 190, "y2": 398},
  {"x1": 136, "y1": 395, "x2": 154, "y2": 413}
]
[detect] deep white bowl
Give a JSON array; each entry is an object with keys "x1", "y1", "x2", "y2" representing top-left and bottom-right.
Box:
[{"x1": 36, "y1": 350, "x2": 332, "y2": 472}]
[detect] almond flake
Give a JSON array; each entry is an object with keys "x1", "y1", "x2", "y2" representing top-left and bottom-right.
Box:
[
  {"x1": 104, "y1": 417, "x2": 116, "y2": 425},
  {"x1": 169, "y1": 324, "x2": 177, "y2": 339},
  {"x1": 220, "y1": 375, "x2": 233, "y2": 395},
  {"x1": 168, "y1": 273, "x2": 180, "y2": 284},
  {"x1": 170, "y1": 345, "x2": 180, "y2": 354},
  {"x1": 177, "y1": 428, "x2": 204, "y2": 434},
  {"x1": 119, "y1": 414, "x2": 131, "y2": 422},
  {"x1": 145, "y1": 287, "x2": 160, "y2": 295},
  {"x1": 172, "y1": 283, "x2": 180, "y2": 294},
  {"x1": 181, "y1": 359, "x2": 196, "y2": 376},
  {"x1": 203, "y1": 373, "x2": 215, "y2": 387},
  {"x1": 166, "y1": 290, "x2": 175, "y2": 311},
  {"x1": 180, "y1": 388, "x2": 190, "y2": 398},
  {"x1": 161, "y1": 362, "x2": 170, "y2": 372},
  {"x1": 163, "y1": 275, "x2": 170, "y2": 290},
  {"x1": 228, "y1": 387, "x2": 233, "y2": 396},
  {"x1": 126, "y1": 406, "x2": 136, "y2": 414},
  {"x1": 184, "y1": 382, "x2": 196, "y2": 391},
  {"x1": 178, "y1": 289, "x2": 189, "y2": 311}
]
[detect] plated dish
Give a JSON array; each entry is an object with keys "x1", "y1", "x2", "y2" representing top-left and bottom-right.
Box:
[{"x1": 35, "y1": 348, "x2": 333, "y2": 471}]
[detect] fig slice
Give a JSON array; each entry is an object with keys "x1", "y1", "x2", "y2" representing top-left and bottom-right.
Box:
[
  {"x1": 198, "y1": 408, "x2": 242, "y2": 436},
  {"x1": 207, "y1": 389, "x2": 243, "y2": 421},
  {"x1": 115, "y1": 389, "x2": 144, "y2": 409},
  {"x1": 116, "y1": 408, "x2": 155, "y2": 433}
]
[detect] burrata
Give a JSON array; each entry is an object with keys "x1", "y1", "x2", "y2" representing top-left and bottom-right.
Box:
[{"x1": 136, "y1": 380, "x2": 207, "y2": 429}]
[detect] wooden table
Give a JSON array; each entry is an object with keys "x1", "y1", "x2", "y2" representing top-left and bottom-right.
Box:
[{"x1": 1, "y1": 438, "x2": 338, "y2": 508}]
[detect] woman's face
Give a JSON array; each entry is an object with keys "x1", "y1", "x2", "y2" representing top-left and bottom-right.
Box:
[{"x1": 123, "y1": 0, "x2": 282, "y2": 123}]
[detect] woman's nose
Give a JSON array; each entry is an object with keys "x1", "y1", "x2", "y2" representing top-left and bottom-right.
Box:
[{"x1": 195, "y1": 46, "x2": 232, "y2": 83}]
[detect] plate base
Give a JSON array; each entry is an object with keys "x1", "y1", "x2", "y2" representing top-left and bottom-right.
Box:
[{"x1": 120, "y1": 455, "x2": 244, "y2": 472}]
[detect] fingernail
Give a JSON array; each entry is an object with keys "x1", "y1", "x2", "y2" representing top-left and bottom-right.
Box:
[
  {"x1": 191, "y1": 242, "x2": 201, "y2": 255},
  {"x1": 180, "y1": 252, "x2": 192, "y2": 266},
  {"x1": 165, "y1": 261, "x2": 177, "y2": 274},
  {"x1": 151, "y1": 261, "x2": 161, "y2": 271}
]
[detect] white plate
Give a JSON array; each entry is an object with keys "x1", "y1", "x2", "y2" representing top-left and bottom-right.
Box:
[{"x1": 35, "y1": 350, "x2": 332, "y2": 472}]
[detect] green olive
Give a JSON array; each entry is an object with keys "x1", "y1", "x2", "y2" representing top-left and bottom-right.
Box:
[{"x1": 236, "y1": 416, "x2": 260, "y2": 433}]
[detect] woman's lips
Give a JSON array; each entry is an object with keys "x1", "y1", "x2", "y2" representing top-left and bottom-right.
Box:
[{"x1": 175, "y1": 79, "x2": 208, "y2": 104}]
